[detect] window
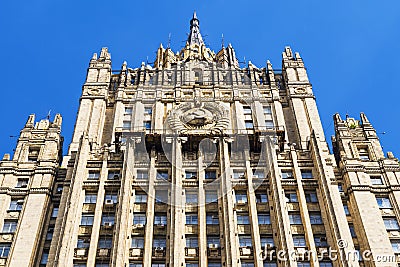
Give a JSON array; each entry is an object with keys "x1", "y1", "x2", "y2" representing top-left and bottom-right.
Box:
[
  {"x1": 237, "y1": 214, "x2": 250, "y2": 224},
  {"x1": 101, "y1": 215, "x2": 115, "y2": 226},
  {"x1": 56, "y1": 184, "x2": 63, "y2": 193},
  {"x1": 239, "y1": 236, "x2": 252, "y2": 247},
  {"x1": 314, "y1": 236, "x2": 328, "y2": 247},
  {"x1": 186, "y1": 237, "x2": 198, "y2": 248},
  {"x1": 252, "y1": 170, "x2": 264, "y2": 179},
  {"x1": 297, "y1": 263, "x2": 310, "y2": 267},
  {"x1": 384, "y1": 218, "x2": 400, "y2": 230},
  {"x1": 0, "y1": 244, "x2": 10, "y2": 258},
  {"x1": 309, "y1": 213, "x2": 323, "y2": 224},
  {"x1": 98, "y1": 237, "x2": 112, "y2": 248},
  {"x1": 285, "y1": 192, "x2": 298, "y2": 203},
  {"x1": 263, "y1": 106, "x2": 272, "y2": 114},
  {"x1": 144, "y1": 107, "x2": 153, "y2": 115},
  {"x1": 258, "y1": 214, "x2": 271, "y2": 224},
  {"x1": 305, "y1": 192, "x2": 318, "y2": 203},
  {"x1": 152, "y1": 264, "x2": 165, "y2": 267},
  {"x1": 28, "y1": 147, "x2": 40, "y2": 161},
  {"x1": 349, "y1": 225, "x2": 357, "y2": 238},
  {"x1": 131, "y1": 237, "x2": 144, "y2": 248},
  {"x1": 9, "y1": 199, "x2": 23, "y2": 211},
  {"x1": 208, "y1": 263, "x2": 222, "y2": 267},
  {"x1": 260, "y1": 236, "x2": 275, "y2": 248},
  {"x1": 337, "y1": 184, "x2": 344, "y2": 192},
  {"x1": 235, "y1": 192, "x2": 248, "y2": 203},
  {"x1": 265, "y1": 120, "x2": 274, "y2": 129},
  {"x1": 155, "y1": 191, "x2": 168, "y2": 204},
  {"x1": 84, "y1": 193, "x2": 97, "y2": 204},
  {"x1": 391, "y1": 240, "x2": 400, "y2": 253},
  {"x1": 108, "y1": 170, "x2": 121, "y2": 180},
  {"x1": 319, "y1": 263, "x2": 333, "y2": 267},
  {"x1": 74, "y1": 264, "x2": 87, "y2": 267},
  {"x1": 40, "y1": 249, "x2": 49, "y2": 265},
  {"x1": 135, "y1": 193, "x2": 147, "y2": 203},
  {"x1": 289, "y1": 213, "x2": 302, "y2": 225},
  {"x1": 255, "y1": 192, "x2": 268, "y2": 203},
  {"x1": 206, "y1": 214, "x2": 219, "y2": 225},
  {"x1": 376, "y1": 197, "x2": 392, "y2": 209},
  {"x1": 135, "y1": 170, "x2": 148, "y2": 180},
  {"x1": 186, "y1": 192, "x2": 198, "y2": 204},
  {"x1": 123, "y1": 121, "x2": 131, "y2": 129},
  {"x1": 243, "y1": 106, "x2": 252, "y2": 115},
  {"x1": 95, "y1": 264, "x2": 109, "y2": 267},
  {"x1": 154, "y1": 214, "x2": 167, "y2": 225},
  {"x1": 233, "y1": 170, "x2": 245, "y2": 179},
  {"x1": 153, "y1": 238, "x2": 166, "y2": 248},
  {"x1": 207, "y1": 236, "x2": 220, "y2": 246},
  {"x1": 133, "y1": 214, "x2": 146, "y2": 225},
  {"x1": 292, "y1": 235, "x2": 306, "y2": 247},
  {"x1": 130, "y1": 263, "x2": 142, "y2": 267},
  {"x1": 2, "y1": 221, "x2": 17, "y2": 233},
  {"x1": 156, "y1": 171, "x2": 169, "y2": 180},
  {"x1": 358, "y1": 147, "x2": 370, "y2": 160},
  {"x1": 144, "y1": 121, "x2": 151, "y2": 130},
  {"x1": 46, "y1": 227, "x2": 54, "y2": 240},
  {"x1": 16, "y1": 179, "x2": 28, "y2": 188},
  {"x1": 245, "y1": 120, "x2": 254, "y2": 129},
  {"x1": 301, "y1": 170, "x2": 313, "y2": 179},
  {"x1": 51, "y1": 206, "x2": 59, "y2": 218},
  {"x1": 185, "y1": 171, "x2": 197, "y2": 179},
  {"x1": 241, "y1": 263, "x2": 254, "y2": 267},
  {"x1": 124, "y1": 107, "x2": 133, "y2": 115},
  {"x1": 370, "y1": 176, "x2": 383, "y2": 185},
  {"x1": 263, "y1": 263, "x2": 277, "y2": 267},
  {"x1": 281, "y1": 170, "x2": 293, "y2": 179},
  {"x1": 343, "y1": 205, "x2": 350, "y2": 216},
  {"x1": 77, "y1": 238, "x2": 90, "y2": 248},
  {"x1": 186, "y1": 263, "x2": 198, "y2": 267},
  {"x1": 205, "y1": 191, "x2": 218, "y2": 203},
  {"x1": 81, "y1": 214, "x2": 94, "y2": 226},
  {"x1": 186, "y1": 214, "x2": 198, "y2": 225},
  {"x1": 205, "y1": 171, "x2": 217, "y2": 179},
  {"x1": 88, "y1": 171, "x2": 100, "y2": 180},
  {"x1": 105, "y1": 193, "x2": 118, "y2": 204}
]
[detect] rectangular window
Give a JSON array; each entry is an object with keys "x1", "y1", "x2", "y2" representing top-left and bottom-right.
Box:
[
  {"x1": 123, "y1": 121, "x2": 131, "y2": 129},
  {"x1": 263, "y1": 106, "x2": 272, "y2": 114},
  {"x1": 136, "y1": 170, "x2": 148, "y2": 180},
  {"x1": 40, "y1": 250, "x2": 49, "y2": 265},
  {"x1": 144, "y1": 121, "x2": 151, "y2": 130},
  {"x1": 292, "y1": 235, "x2": 306, "y2": 247},
  {"x1": 98, "y1": 237, "x2": 113, "y2": 248},
  {"x1": 104, "y1": 193, "x2": 118, "y2": 204},
  {"x1": 241, "y1": 263, "x2": 254, "y2": 267},
  {"x1": 186, "y1": 214, "x2": 198, "y2": 225},
  {"x1": 233, "y1": 170, "x2": 245, "y2": 179},
  {"x1": 309, "y1": 213, "x2": 323, "y2": 224},
  {"x1": 235, "y1": 192, "x2": 248, "y2": 203},
  {"x1": 88, "y1": 171, "x2": 100, "y2": 180},
  {"x1": 258, "y1": 214, "x2": 271, "y2": 224},
  {"x1": 281, "y1": 170, "x2": 293, "y2": 179},
  {"x1": 239, "y1": 236, "x2": 252, "y2": 247},
  {"x1": 255, "y1": 192, "x2": 268, "y2": 203},
  {"x1": 2, "y1": 221, "x2": 17, "y2": 233},
  {"x1": 101, "y1": 215, "x2": 115, "y2": 225},
  {"x1": 319, "y1": 263, "x2": 332, "y2": 267},
  {"x1": 263, "y1": 263, "x2": 277, "y2": 267},
  {"x1": 77, "y1": 238, "x2": 90, "y2": 248},
  {"x1": 186, "y1": 237, "x2": 198, "y2": 248},
  {"x1": 0, "y1": 244, "x2": 10, "y2": 258},
  {"x1": 243, "y1": 106, "x2": 252, "y2": 115},
  {"x1": 133, "y1": 214, "x2": 146, "y2": 225},
  {"x1": 358, "y1": 147, "x2": 370, "y2": 160},
  {"x1": 206, "y1": 214, "x2": 219, "y2": 225},
  {"x1": 108, "y1": 170, "x2": 121, "y2": 180},
  {"x1": 245, "y1": 120, "x2": 254, "y2": 129},
  {"x1": 131, "y1": 237, "x2": 144, "y2": 248},
  {"x1": 301, "y1": 170, "x2": 313, "y2": 179},
  {"x1": 185, "y1": 171, "x2": 197, "y2": 179},
  {"x1": 135, "y1": 193, "x2": 147, "y2": 203},
  {"x1": 205, "y1": 191, "x2": 218, "y2": 203},
  {"x1": 153, "y1": 238, "x2": 166, "y2": 248},
  {"x1": 314, "y1": 236, "x2": 328, "y2": 247},
  {"x1": 265, "y1": 120, "x2": 274, "y2": 129},
  {"x1": 151, "y1": 264, "x2": 165, "y2": 267},
  {"x1": 289, "y1": 213, "x2": 302, "y2": 225},
  {"x1": 124, "y1": 107, "x2": 133, "y2": 115},
  {"x1": 186, "y1": 192, "x2": 198, "y2": 204},
  {"x1": 156, "y1": 171, "x2": 169, "y2": 180},
  {"x1": 305, "y1": 192, "x2": 318, "y2": 203},
  {"x1": 391, "y1": 240, "x2": 400, "y2": 253},
  {"x1": 237, "y1": 214, "x2": 250, "y2": 225},
  {"x1": 297, "y1": 263, "x2": 310, "y2": 267},
  {"x1": 46, "y1": 227, "x2": 54, "y2": 240},
  {"x1": 384, "y1": 218, "x2": 400, "y2": 230},
  {"x1": 144, "y1": 107, "x2": 153, "y2": 115},
  {"x1": 349, "y1": 225, "x2": 357, "y2": 237},
  {"x1": 285, "y1": 192, "x2": 298, "y2": 203},
  {"x1": 154, "y1": 214, "x2": 167, "y2": 225},
  {"x1": 343, "y1": 205, "x2": 350, "y2": 216},
  {"x1": 252, "y1": 170, "x2": 264, "y2": 179},
  {"x1": 370, "y1": 176, "x2": 383, "y2": 185},
  {"x1": 260, "y1": 236, "x2": 275, "y2": 248},
  {"x1": 84, "y1": 193, "x2": 97, "y2": 204},
  {"x1": 81, "y1": 214, "x2": 94, "y2": 226},
  {"x1": 208, "y1": 264, "x2": 222, "y2": 267},
  {"x1": 207, "y1": 236, "x2": 220, "y2": 246},
  {"x1": 205, "y1": 171, "x2": 217, "y2": 179},
  {"x1": 376, "y1": 197, "x2": 392, "y2": 209},
  {"x1": 16, "y1": 179, "x2": 28, "y2": 188},
  {"x1": 51, "y1": 206, "x2": 59, "y2": 218},
  {"x1": 130, "y1": 264, "x2": 143, "y2": 267},
  {"x1": 155, "y1": 191, "x2": 168, "y2": 204}
]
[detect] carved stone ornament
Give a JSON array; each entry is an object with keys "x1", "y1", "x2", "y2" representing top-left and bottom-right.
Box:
[{"x1": 166, "y1": 101, "x2": 229, "y2": 134}]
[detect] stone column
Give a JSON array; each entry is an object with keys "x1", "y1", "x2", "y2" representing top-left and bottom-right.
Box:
[{"x1": 198, "y1": 149, "x2": 207, "y2": 267}]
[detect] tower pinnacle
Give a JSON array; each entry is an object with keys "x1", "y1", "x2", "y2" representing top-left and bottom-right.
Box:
[{"x1": 187, "y1": 11, "x2": 204, "y2": 45}]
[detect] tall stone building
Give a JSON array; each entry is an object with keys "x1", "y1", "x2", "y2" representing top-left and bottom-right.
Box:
[{"x1": 0, "y1": 12, "x2": 399, "y2": 267}]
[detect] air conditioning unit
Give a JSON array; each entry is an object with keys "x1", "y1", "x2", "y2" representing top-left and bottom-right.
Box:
[
  {"x1": 16, "y1": 200, "x2": 24, "y2": 205},
  {"x1": 382, "y1": 209, "x2": 394, "y2": 215},
  {"x1": 155, "y1": 223, "x2": 165, "y2": 227},
  {"x1": 237, "y1": 199, "x2": 246, "y2": 204},
  {"x1": 241, "y1": 247, "x2": 252, "y2": 255},
  {"x1": 133, "y1": 223, "x2": 144, "y2": 229},
  {"x1": 75, "y1": 248, "x2": 87, "y2": 257},
  {"x1": 105, "y1": 199, "x2": 114, "y2": 205},
  {"x1": 98, "y1": 248, "x2": 109, "y2": 257},
  {"x1": 296, "y1": 247, "x2": 307, "y2": 254},
  {"x1": 208, "y1": 244, "x2": 219, "y2": 249},
  {"x1": 155, "y1": 247, "x2": 164, "y2": 251},
  {"x1": 103, "y1": 222, "x2": 113, "y2": 228}
]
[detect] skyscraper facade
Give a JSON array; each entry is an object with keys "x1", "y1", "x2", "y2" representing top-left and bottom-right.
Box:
[{"x1": 0, "y1": 13, "x2": 399, "y2": 267}]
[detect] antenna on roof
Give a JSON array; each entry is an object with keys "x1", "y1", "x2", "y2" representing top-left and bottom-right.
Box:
[
  {"x1": 46, "y1": 110, "x2": 51, "y2": 120},
  {"x1": 167, "y1": 33, "x2": 171, "y2": 49},
  {"x1": 221, "y1": 34, "x2": 225, "y2": 48}
]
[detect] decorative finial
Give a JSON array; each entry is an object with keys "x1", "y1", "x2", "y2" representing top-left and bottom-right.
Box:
[
  {"x1": 168, "y1": 33, "x2": 171, "y2": 49},
  {"x1": 221, "y1": 34, "x2": 225, "y2": 48}
]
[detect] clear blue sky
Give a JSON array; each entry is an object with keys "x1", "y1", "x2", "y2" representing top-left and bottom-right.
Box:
[{"x1": 0, "y1": 0, "x2": 399, "y2": 158}]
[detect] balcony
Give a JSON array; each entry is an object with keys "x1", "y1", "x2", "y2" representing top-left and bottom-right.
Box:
[
  {"x1": 311, "y1": 224, "x2": 325, "y2": 234},
  {"x1": 185, "y1": 224, "x2": 198, "y2": 234},
  {"x1": 290, "y1": 225, "x2": 304, "y2": 234},
  {"x1": 82, "y1": 203, "x2": 96, "y2": 213},
  {"x1": 286, "y1": 202, "x2": 300, "y2": 211},
  {"x1": 129, "y1": 248, "x2": 144, "y2": 258},
  {"x1": 133, "y1": 203, "x2": 147, "y2": 212},
  {"x1": 154, "y1": 224, "x2": 167, "y2": 235},
  {"x1": 185, "y1": 247, "x2": 199, "y2": 258},
  {"x1": 97, "y1": 248, "x2": 111, "y2": 258},
  {"x1": 206, "y1": 225, "x2": 220, "y2": 235},
  {"x1": 237, "y1": 225, "x2": 251, "y2": 234},
  {"x1": 152, "y1": 247, "x2": 166, "y2": 258},
  {"x1": 234, "y1": 202, "x2": 248, "y2": 212},
  {"x1": 207, "y1": 245, "x2": 221, "y2": 258},
  {"x1": 0, "y1": 233, "x2": 13, "y2": 243},
  {"x1": 100, "y1": 223, "x2": 114, "y2": 234},
  {"x1": 78, "y1": 226, "x2": 92, "y2": 235},
  {"x1": 74, "y1": 248, "x2": 89, "y2": 258},
  {"x1": 256, "y1": 203, "x2": 269, "y2": 212},
  {"x1": 259, "y1": 224, "x2": 273, "y2": 233},
  {"x1": 185, "y1": 204, "x2": 198, "y2": 213},
  {"x1": 239, "y1": 246, "x2": 254, "y2": 258},
  {"x1": 4, "y1": 211, "x2": 20, "y2": 220},
  {"x1": 131, "y1": 224, "x2": 145, "y2": 235},
  {"x1": 155, "y1": 203, "x2": 168, "y2": 212},
  {"x1": 205, "y1": 202, "x2": 218, "y2": 212},
  {"x1": 306, "y1": 203, "x2": 320, "y2": 212}
]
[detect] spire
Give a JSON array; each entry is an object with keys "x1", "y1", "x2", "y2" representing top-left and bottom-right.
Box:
[{"x1": 187, "y1": 11, "x2": 204, "y2": 45}]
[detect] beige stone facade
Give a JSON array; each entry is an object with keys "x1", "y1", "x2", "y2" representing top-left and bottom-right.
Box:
[{"x1": 0, "y1": 13, "x2": 399, "y2": 267}]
